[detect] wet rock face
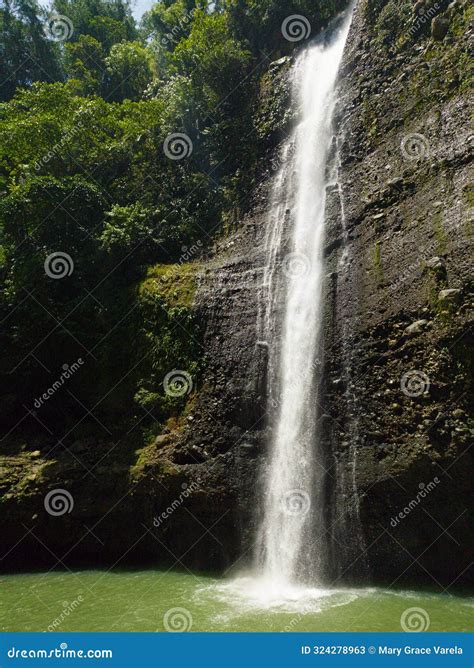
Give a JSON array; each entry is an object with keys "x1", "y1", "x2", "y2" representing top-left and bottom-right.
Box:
[
  {"x1": 158, "y1": 195, "x2": 274, "y2": 567},
  {"x1": 321, "y1": 0, "x2": 473, "y2": 586}
]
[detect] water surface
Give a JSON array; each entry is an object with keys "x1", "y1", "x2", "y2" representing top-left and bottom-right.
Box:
[{"x1": 1, "y1": 571, "x2": 472, "y2": 632}]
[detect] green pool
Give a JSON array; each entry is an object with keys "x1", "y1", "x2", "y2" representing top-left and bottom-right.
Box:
[{"x1": 0, "y1": 570, "x2": 472, "y2": 632}]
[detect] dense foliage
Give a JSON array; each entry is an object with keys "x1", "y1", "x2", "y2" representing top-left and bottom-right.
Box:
[{"x1": 0, "y1": 0, "x2": 348, "y2": 443}]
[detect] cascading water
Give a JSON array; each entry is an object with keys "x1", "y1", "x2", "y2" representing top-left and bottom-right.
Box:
[{"x1": 256, "y1": 13, "x2": 353, "y2": 594}]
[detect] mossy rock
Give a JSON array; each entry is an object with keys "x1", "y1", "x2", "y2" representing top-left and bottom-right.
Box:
[
  {"x1": 139, "y1": 262, "x2": 201, "y2": 309},
  {"x1": 130, "y1": 442, "x2": 178, "y2": 481}
]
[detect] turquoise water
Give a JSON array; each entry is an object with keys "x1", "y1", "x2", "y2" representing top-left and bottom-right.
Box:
[{"x1": 0, "y1": 570, "x2": 472, "y2": 632}]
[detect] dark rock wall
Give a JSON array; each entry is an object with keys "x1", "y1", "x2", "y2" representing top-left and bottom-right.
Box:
[{"x1": 322, "y1": 0, "x2": 473, "y2": 586}]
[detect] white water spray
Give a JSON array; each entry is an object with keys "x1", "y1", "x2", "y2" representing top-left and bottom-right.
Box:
[{"x1": 257, "y1": 14, "x2": 353, "y2": 593}]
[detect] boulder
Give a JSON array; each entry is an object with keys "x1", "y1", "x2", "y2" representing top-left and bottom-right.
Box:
[
  {"x1": 404, "y1": 319, "x2": 428, "y2": 336},
  {"x1": 269, "y1": 56, "x2": 290, "y2": 71},
  {"x1": 438, "y1": 288, "x2": 462, "y2": 305},
  {"x1": 425, "y1": 256, "x2": 445, "y2": 270},
  {"x1": 431, "y1": 16, "x2": 449, "y2": 40},
  {"x1": 154, "y1": 434, "x2": 170, "y2": 447}
]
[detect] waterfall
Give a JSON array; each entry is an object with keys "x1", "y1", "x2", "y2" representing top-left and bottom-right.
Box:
[{"x1": 257, "y1": 13, "x2": 353, "y2": 593}]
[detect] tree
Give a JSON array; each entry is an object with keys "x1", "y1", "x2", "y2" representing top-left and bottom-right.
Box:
[
  {"x1": 105, "y1": 41, "x2": 155, "y2": 101},
  {"x1": 168, "y1": 10, "x2": 252, "y2": 171},
  {"x1": 87, "y1": 14, "x2": 128, "y2": 50},
  {"x1": 65, "y1": 34, "x2": 105, "y2": 95},
  {"x1": 226, "y1": 0, "x2": 349, "y2": 55},
  {"x1": 0, "y1": 0, "x2": 63, "y2": 101},
  {"x1": 52, "y1": 0, "x2": 137, "y2": 43},
  {"x1": 141, "y1": 0, "x2": 199, "y2": 51},
  {"x1": 100, "y1": 202, "x2": 166, "y2": 264}
]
